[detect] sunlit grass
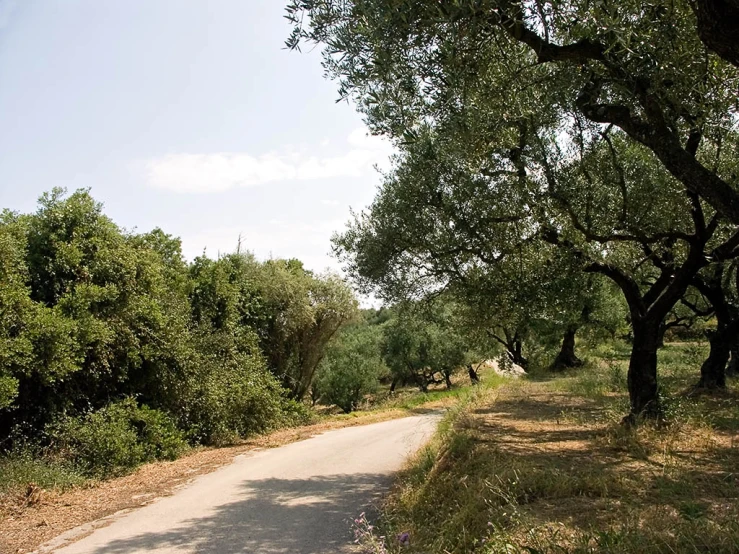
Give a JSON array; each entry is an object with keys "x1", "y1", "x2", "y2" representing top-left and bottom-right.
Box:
[{"x1": 358, "y1": 341, "x2": 739, "y2": 554}]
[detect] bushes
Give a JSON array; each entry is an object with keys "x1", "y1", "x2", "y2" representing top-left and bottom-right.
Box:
[
  {"x1": 173, "y1": 327, "x2": 310, "y2": 446},
  {"x1": 48, "y1": 399, "x2": 187, "y2": 478},
  {"x1": 0, "y1": 189, "x2": 348, "y2": 480},
  {"x1": 314, "y1": 323, "x2": 387, "y2": 413}
]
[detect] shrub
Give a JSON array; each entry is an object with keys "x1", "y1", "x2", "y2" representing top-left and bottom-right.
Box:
[
  {"x1": 314, "y1": 324, "x2": 387, "y2": 413},
  {"x1": 48, "y1": 398, "x2": 187, "y2": 478},
  {"x1": 181, "y1": 328, "x2": 300, "y2": 445}
]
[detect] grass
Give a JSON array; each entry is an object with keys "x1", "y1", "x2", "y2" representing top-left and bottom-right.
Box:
[
  {"x1": 358, "y1": 341, "x2": 739, "y2": 554},
  {"x1": 0, "y1": 452, "x2": 86, "y2": 494},
  {"x1": 0, "y1": 368, "x2": 495, "y2": 503}
]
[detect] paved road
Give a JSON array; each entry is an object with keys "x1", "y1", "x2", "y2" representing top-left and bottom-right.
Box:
[{"x1": 43, "y1": 414, "x2": 440, "y2": 554}]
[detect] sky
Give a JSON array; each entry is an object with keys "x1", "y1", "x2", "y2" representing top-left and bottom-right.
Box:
[{"x1": 0, "y1": 0, "x2": 393, "y2": 273}]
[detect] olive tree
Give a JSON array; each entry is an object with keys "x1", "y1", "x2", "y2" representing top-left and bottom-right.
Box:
[
  {"x1": 313, "y1": 322, "x2": 387, "y2": 413},
  {"x1": 288, "y1": 0, "x2": 739, "y2": 420}
]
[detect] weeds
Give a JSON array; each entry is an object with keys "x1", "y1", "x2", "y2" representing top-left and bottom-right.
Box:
[{"x1": 368, "y1": 341, "x2": 739, "y2": 553}]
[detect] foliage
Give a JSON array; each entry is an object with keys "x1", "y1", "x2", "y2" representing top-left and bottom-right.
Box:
[
  {"x1": 288, "y1": 0, "x2": 739, "y2": 417},
  {"x1": 314, "y1": 321, "x2": 388, "y2": 413},
  {"x1": 47, "y1": 398, "x2": 187, "y2": 478},
  {"x1": 181, "y1": 327, "x2": 303, "y2": 445},
  {"x1": 0, "y1": 189, "x2": 351, "y2": 462},
  {"x1": 382, "y1": 302, "x2": 469, "y2": 391},
  {"x1": 245, "y1": 258, "x2": 359, "y2": 400}
]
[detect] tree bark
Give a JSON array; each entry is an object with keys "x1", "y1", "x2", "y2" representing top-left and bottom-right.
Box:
[
  {"x1": 690, "y1": 264, "x2": 737, "y2": 389},
  {"x1": 657, "y1": 322, "x2": 668, "y2": 348},
  {"x1": 507, "y1": 336, "x2": 529, "y2": 369},
  {"x1": 727, "y1": 338, "x2": 739, "y2": 377},
  {"x1": 444, "y1": 371, "x2": 453, "y2": 389},
  {"x1": 692, "y1": 0, "x2": 739, "y2": 68},
  {"x1": 626, "y1": 319, "x2": 662, "y2": 421},
  {"x1": 551, "y1": 325, "x2": 583, "y2": 371},
  {"x1": 467, "y1": 364, "x2": 480, "y2": 384},
  {"x1": 697, "y1": 327, "x2": 730, "y2": 388}
]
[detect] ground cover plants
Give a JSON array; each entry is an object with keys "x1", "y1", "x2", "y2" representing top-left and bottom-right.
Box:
[{"x1": 355, "y1": 342, "x2": 739, "y2": 553}]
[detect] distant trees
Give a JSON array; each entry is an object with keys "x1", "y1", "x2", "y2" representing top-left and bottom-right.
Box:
[
  {"x1": 288, "y1": 0, "x2": 739, "y2": 421},
  {"x1": 382, "y1": 303, "x2": 468, "y2": 392},
  {"x1": 313, "y1": 321, "x2": 387, "y2": 413},
  {"x1": 0, "y1": 189, "x2": 355, "y2": 449}
]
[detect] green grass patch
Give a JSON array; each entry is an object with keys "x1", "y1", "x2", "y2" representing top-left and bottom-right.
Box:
[{"x1": 0, "y1": 451, "x2": 86, "y2": 493}]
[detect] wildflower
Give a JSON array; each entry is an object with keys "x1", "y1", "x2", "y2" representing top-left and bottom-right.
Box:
[{"x1": 397, "y1": 532, "x2": 410, "y2": 546}]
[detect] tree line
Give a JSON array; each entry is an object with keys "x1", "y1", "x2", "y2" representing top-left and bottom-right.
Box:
[
  {"x1": 288, "y1": 0, "x2": 739, "y2": 422},
  {"x1": 0, "y1": 188, "x2": 358, "y2": 466}
]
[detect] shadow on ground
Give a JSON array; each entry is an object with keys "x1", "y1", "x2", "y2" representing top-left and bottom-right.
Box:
[{"x1": 92, "y1": 473, "x2": 389, "y2": 554}]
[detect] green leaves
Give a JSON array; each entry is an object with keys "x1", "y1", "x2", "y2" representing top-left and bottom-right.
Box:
[
  {"x1": 0, "y1": 189, "x2": 339, "y2": 445},
  {"x1": 314, "y1": 322, "x2": 386, "y2": 412}
]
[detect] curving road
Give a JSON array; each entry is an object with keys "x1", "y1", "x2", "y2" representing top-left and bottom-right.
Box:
[{"x1": 40, "y1": 413, "x2": 440, "y2": 554}]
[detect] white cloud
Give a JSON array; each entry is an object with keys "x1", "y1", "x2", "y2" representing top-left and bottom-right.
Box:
[{"x1": 141, "y1": 128, "x2": 393, "y2": 194}]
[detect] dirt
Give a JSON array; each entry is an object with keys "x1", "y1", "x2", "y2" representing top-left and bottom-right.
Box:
[
  {"x1": 471, "y1": 381, "x2": 739, "y2": 538},
  {"x1": 0, "y1": 409, "x2": 413, "y2": 554}
]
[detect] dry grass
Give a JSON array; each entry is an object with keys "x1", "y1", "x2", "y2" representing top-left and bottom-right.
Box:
[
  {"x1": 368, "y1": 353, "x2": 739, "y2": 554},
  {"x1": 0, "y1": 398, "x2": 456, "y2": 554}
]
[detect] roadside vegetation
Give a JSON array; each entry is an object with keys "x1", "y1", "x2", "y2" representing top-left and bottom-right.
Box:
[
  {"x1": 3, "y1": 1, "x2": 739, "y2": 552},
  {"x1": 283, "y1": 4, "x2": 739, "y2": 549},
  {"x1": 0, "y1": 189, "x2": 493, "y2": 499},
  {"x1": 356, "y1": 342, "x2": 739, "y2": 554}
]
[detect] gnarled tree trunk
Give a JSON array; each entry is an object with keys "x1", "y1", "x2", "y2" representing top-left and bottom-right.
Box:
[
  {"x1": 692, "y1": 264, "x2": 738, "y2": 389},
  {"x1": 444, "y1": 371, "x2": 453, "y2": 389},
  {"x1": 467, "y1": 364, "x2": 480, "y2": 384},
  {"x1": 552, "y1": 325, "x2": 583, "y2": 371},
  {"x1": 505, "y1": 331, "x2": 529, "y2": 369},
  {"x1": 697, "y1": 327, "x2": 731, "y2": 388},
  {"x1": 627, "y1": 318, "x2": 662, "y2": 420}
]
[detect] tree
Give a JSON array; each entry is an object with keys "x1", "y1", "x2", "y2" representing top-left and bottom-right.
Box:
[
  {"x1": 0, "y1": 190, "x2": 304, "y2": 445},
  {"x1": 691, "y1": 0, "x2": 739, "y2": 68},
  {"x1": 289, "y1": 2, "x2": 739, "y2": 418},
  {"x1": 690, "y1": 262, "x2": 739, "y2": 388},
  {"x1": 382, "y1": 302, "x2": 468, "y2": 391},
  {"x1": 288, "y1": 0, "x2": 739, "y2": 222},
  {"x1": 227, "y1": 257, "x2": 360, "y2": 400},
  {"x1": 0, "y1": 212, "x2": 79, "y2": 415},
  {"x1": 338, "y1": 119, "x2": 739, "y2": 419},
  {"x1": 313, "y1": 322, "x2": 387, "y2": 413}
]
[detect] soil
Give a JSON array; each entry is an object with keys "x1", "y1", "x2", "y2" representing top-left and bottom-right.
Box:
[{"x1": 0, "y1": 409, "x2": 413, "y2": 554}]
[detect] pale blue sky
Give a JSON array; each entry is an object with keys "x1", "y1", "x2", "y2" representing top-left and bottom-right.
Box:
[{"x1": 0, "y1": 0, "x2": 391, "y2": 271}]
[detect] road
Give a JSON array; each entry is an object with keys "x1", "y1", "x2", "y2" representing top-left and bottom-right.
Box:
[{"x1": 41, "y1": 413, "x2": 440, "y2": 554}]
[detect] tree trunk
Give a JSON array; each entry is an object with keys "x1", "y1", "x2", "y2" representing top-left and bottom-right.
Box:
[
  {"x1": 696, "y1": 316, "x2": 739, "y2": 389},
  {"x1": 444, "y1": 372, "x2": 453, "y2": 389},
  {"x1": 552, "y1": 325, "x2": 583, "y2": 371},
  {"x1": 389, "y1": 377, "x2": 398, "y2": 393},
  {"x1": 697, "y1": 328, "x2": 730, "y2": 389},
  {"x1": 467, "y1": 364, "x2": 480, "y2": 384},
  {"x1": 506, "y1": 338, "x2": 528, "y2": 369},
  {"x1": 415, "y1": 374, "x2": 429, "y2": 393},
  {"x1": 693, "y1": 0, "x2": 739, "y2": 68},
  {"x1": 727, "y1": 337, "x2": 739, "y2": 377},
  {"x1": 626, "y1": 319, "x2": 661, "y2": 421}
]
